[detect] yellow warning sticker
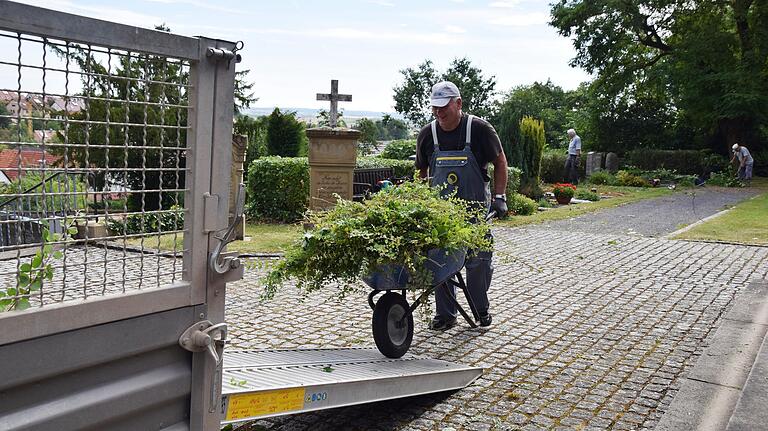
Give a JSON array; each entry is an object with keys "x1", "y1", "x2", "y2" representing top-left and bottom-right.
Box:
[{"x1": 225, "y1": 388, "x2": 306, "y2": 420}]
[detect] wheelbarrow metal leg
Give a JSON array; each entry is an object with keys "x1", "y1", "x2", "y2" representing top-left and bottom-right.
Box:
[
  {"x1": 454, "y1": 272, "x2": 480, "y2": 321},
  {"x1": 441, "y1": 281, "x2": 477, "y2": 328}
]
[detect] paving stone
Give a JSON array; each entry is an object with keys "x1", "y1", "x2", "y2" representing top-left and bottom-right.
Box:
[{"x1": 225, "y1": 217, "x2": 768, "y2": 430}]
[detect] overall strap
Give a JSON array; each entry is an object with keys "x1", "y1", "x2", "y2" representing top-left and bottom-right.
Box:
[
  {"x1": 465, "y1": 115, "x2": 474, "y2": 147},
  {"x1": 431, "y1": 120, "x2": 439, "y2": 152}
]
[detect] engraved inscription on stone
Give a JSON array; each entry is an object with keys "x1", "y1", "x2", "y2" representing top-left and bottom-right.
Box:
[{"x1": 317, "y1": 172, "x2": 348, "y2": 200}]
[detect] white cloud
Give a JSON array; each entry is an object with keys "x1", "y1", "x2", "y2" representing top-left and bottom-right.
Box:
[
  {"x1": 143, "y1": 0, "x2": 245, "y2": 15},
  {"x1": 489, "y1": 1, "x2": 521, "y2": 7},
  {"x1": 17, "y1": 0, "x2": 162, "y2": 28},
  {"x1": 367, "y1": 0, "x2": 395, "y2": 6},
  {"x1": 444, "y1": 25, "x2": 466, "y2": 34},
  {"x1": 489, "y1": 12, "x2": 549, "y2": 26}
]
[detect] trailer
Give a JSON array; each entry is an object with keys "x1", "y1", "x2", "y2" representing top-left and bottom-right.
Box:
[{"x1": 0, "y1": 3, "x2": 481, "y2": 430}]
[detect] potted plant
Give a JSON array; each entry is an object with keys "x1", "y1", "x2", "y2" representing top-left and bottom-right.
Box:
[{"x1": 552, "y1": 183, "x2": 576, "y2": 204}]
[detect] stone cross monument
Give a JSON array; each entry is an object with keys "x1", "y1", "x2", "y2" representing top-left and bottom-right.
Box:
[
  {"x1": 316, "y1": 79, "x2": 352, "y2": 128},
  {"x1": 308, "y1": 80, "x2": 359, "y2": 209}
]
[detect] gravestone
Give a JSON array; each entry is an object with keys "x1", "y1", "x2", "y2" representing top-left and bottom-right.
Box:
[
  {"x1": 585, "y1": 151, "x2": 604, "y2": 177},
  {"x1": 605, "y1": 152, "x2": 619, "y2": 173},
  {"x1": 308, "y1": 80, "x2": 359, "y2": 210}
]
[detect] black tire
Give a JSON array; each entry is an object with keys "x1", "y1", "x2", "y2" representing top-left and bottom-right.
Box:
[{"x1": 372, "y1": 292, "x2": 413, "y2": 358}]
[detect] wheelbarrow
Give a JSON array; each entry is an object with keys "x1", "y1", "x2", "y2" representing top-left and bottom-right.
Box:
[{"x1": 363, "y1": 247, "x2": 483, "y2": 358}]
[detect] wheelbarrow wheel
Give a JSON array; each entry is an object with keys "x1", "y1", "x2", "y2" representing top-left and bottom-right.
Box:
[{"x1": 372, "y1": 292, "x2": 413, "y2": 358}]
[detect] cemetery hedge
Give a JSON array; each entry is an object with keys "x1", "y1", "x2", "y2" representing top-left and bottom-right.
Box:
[
  {"x1": 379, "y1": 139, "x2": 417, "y2": 160},
  {"x1": 623, "y1": 149, "x2": 726, "y2": 176},
  {"x1": 246, "y1": 157, "x2": 310, "y2": 222}
]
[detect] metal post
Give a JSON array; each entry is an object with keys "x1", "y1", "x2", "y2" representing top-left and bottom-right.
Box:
[{"x1": 186, "y1": 36, "x2": 236, "y2": 430}]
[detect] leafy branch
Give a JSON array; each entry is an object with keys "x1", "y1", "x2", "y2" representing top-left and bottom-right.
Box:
[{"x1": 0, "y1": 222, "x2": 77, "y2": 312}]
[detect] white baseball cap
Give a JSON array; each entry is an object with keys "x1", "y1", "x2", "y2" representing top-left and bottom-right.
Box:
[
  {"x1": 732, "y1": 143, "x2": 739, "y2": 150},
  {"x1": 430, "y1": 81, "x2": 461, "y2": 107}
]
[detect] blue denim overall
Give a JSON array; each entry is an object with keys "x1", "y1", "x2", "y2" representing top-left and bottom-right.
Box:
[{"x1": 429, "y1": 115, "x2": 493, "y2": 319}]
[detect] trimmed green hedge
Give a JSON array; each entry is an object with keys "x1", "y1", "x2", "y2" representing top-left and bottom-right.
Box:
[
  {"x1": 623, "y1": 149, "x2": 726, "y2": 176},
  {"x1": 246, "y1": 157, "x2": 310, "y2": 222},
  {"x1": 356, "y1": 156, "x2": 416, "y2": 178},
  {"x1": 379, "y1": 139, "x2": 416, "y2": 160}
]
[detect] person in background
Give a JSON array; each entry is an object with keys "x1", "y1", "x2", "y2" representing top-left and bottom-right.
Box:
[
  {"x1": 731, "y1": 143, "x2": 753, "y2": 185},
  {"x1": 415, "y1": 81, "x2": 508, "y2": 330},
  {"x1": 565, "y1": 128, "x2": 581, "y2": 184}
]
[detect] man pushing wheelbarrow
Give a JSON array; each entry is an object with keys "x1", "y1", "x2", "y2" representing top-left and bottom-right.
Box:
[{"x1": 414, "y1": 81, "x2": 509, "y2": 331}]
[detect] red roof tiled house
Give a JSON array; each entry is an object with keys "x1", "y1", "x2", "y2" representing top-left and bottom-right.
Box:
[{"x1": 0, "y1": 149, "x2": 60, "y2": 182}]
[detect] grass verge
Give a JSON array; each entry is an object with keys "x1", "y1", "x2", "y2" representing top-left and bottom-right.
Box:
[
  {"x1": 672, "y1": 177, "x2": 768, "y2": 245},
  {"x1": 125, "y1": 223, "x2": 302, "y2": 254},
  {"x1": 500, "y1": 185, "x2": 673, "y2": 228}
]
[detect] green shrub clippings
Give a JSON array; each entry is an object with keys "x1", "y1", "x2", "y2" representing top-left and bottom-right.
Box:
[{"x1": 263, "y1": 181, "x2": 491, "y2": 300}]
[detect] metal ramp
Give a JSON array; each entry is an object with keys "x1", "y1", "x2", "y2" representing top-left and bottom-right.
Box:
[{"x1": 220, "y1": 347, "x2": 483, "y2": 424}]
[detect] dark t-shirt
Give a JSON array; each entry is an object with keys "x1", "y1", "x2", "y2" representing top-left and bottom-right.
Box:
[{"x1": 415, "y1": 114, "x2": 503, "y2": 180}]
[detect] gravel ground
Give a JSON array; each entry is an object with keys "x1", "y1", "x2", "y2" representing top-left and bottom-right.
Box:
[{"x1": 543, "y1": 186, "x2": 761, "y2": 237}]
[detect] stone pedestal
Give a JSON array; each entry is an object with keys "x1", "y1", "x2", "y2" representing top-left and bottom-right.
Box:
[
  {"x1": 605, "y1": 152, "x2": 619, "y2": 173},
  {"x1": 307, "y1": 127, "x2": 360, "y2": 210},
  {"x1": 229, "y1": 134, "x2": 246, "y2": 240},
  {"x1": 586, "y1": 152, "x2": 604, "y2": 177}
]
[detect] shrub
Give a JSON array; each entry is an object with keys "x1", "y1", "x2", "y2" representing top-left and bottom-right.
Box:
[
  {"x1": 247, "y1": 157, "x2": 309, "y2": 222},
  {"x1": 587, "y1": 170, "x2": 615, "y2": 185},
  {"x1": 507, "y1": 193, "x2": 538, "y2": 215},
  {"x1": 616, "y1": 170, "x2": 649, "y2": 187},
  {"x1": 266, "y1": 108, "x2": 307, "y2": 157},
  {"x1": 107, "y1": 205, "x2": 183, "y2": 235},
  {"x1": 540, "y1": 150, "x2": 567, "y2": 184},
  {"x1": 540, "y1": 149, "x2": 586, "y2": 184},
  {"x1": 575, "y1": 190, "x2": 600, "y2": 201},
  {"x1": 537, "y1": 197, "x2": 553, "y2": 208},
  {"x1": 753, "y1": 149, "x2": 768, "y2": 177},
  {"x1": 517, "y1": 117, "x2": 546, "y2": 195},
  {"x1": 488, "y1": 166, "x2": 522, "y2": 197},
  {"x1": 379, "y1": 139, "x2": 417, "y2": 160}
]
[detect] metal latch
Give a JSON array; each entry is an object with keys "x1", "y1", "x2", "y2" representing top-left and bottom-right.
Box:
[
  {"x1": 206, "y1": 41, "x2": 243, "y2": 69},
  {"x1": 179, "y1": 320, "x2": 228, "y2": 412},
  {"x1": 209, "y1": 183, "x2": 245, "y2": 275},
  {"x1": 179, "y1": 320, "x2": 228, "y2": 363}
]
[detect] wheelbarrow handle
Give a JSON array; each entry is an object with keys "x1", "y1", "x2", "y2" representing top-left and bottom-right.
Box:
[{"x1": 485, "y1": 210, "x2": 497, "y2": 222}]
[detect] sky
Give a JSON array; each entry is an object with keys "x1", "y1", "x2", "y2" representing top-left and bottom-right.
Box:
[{"x1": 13, "y1": 0, "x2": 591, "y2": 114}]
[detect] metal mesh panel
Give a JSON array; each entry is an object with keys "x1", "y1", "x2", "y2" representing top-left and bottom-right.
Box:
[{"x1": 0, "y1": 30, "x2": 190, "y2": 311}]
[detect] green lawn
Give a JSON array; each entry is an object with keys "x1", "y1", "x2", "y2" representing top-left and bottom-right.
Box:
[
  {"x1": 500, "y1": 185, "x2": 673, "y2": 228},
  {"x1": 672, "y1": 178, "x2": 768, "y2": 245},
  {"x1": 125, "y1": 223, "x2": 302, "y2": 254}
]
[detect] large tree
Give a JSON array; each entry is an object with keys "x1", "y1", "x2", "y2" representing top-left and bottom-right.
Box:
[
  {"x1": 550, "y1": 0, "x2": 768, "y2": 153},
  {"x1": 393, "y1": 58, "x2": 496, "y2": 126}
]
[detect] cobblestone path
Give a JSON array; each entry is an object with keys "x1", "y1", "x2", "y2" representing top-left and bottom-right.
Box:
[
  {"x1": 542, "y1": 186, "x2": 760, "y2": 237},
  {"x1": 227, "y1": 200, "x2": 767, "y2": 430}
]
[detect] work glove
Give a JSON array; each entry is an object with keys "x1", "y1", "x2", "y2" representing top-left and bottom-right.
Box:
[{"x1": 490, "y1": 196, "x2": 508, "y2": 219}]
